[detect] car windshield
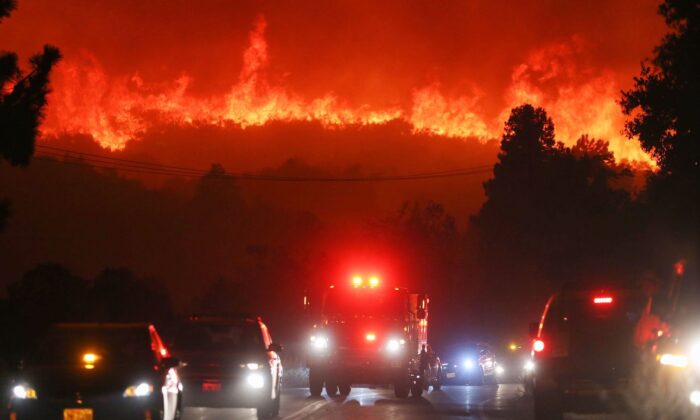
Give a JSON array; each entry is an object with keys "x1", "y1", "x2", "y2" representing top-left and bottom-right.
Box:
[
  {"x1": 174, "y1": 322, "x2": 264, "y2": 352},
  {"x1": 445, "y1": 343, "x2": 486, "y2": 359},
  {"x1": 32, "y1": 327, "x2": 153, "y2": 366},
  {"x1": 323, "y1": 288, "x2": 406, "y2": 320}
]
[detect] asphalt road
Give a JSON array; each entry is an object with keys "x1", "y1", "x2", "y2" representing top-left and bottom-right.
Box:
[{"x1": 182, "y1": 383, "x2": 535, "y2": 420}]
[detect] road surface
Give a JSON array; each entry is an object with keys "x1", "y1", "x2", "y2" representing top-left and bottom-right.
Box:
[{"x1": 182, "y1": 384, "x2": 534, "y2": 419}]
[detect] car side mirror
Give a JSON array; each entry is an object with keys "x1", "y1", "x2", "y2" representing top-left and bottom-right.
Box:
[
  {"x1": 162, "y1": 357, "x2": 180, "y2": 369},
  {"x1": 268, "y1": 343, "x2": 283, "y2": 353},
  {"x1": 528, "y1": 322, "x2": 539, "y2": 339},
  {"x1": 417, "y1": 308, "x2": 427, "y2": 320}
]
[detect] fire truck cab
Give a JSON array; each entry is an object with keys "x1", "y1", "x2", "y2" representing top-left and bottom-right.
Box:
[{"x1": 306, "y1": 275, "x2": 441, "y2": 398}]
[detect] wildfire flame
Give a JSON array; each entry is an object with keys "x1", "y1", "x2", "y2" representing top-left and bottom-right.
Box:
[{"x1": 42, "y1": 16, "x2": 653, "y2": 165}]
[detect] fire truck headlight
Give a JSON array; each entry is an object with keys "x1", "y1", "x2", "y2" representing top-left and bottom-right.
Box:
[
  {"x1": 310, "y1": 335, "x2": 329, "y2": 351},
  {"x1": 386, "y1": 338, "x2": 405, "y2": 353},
  {"x1": 386, "y1": 340, "x2": 400, "y2": 352}
]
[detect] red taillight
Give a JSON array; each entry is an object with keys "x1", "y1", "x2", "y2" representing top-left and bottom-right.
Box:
[
  {"x1": 366, "y1": 333, "x2": 376, "y2": 341},
  {"x1": 593, "y1": 296, "x2": 613, "y2": 304},
  {"x1": 533, "y1": 339, "x2": 545, "y2": 352}
]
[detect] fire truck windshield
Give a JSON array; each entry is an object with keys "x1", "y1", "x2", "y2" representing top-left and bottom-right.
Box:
[{"x1": 323, "y1": 288, "x2": 406, "y2": 320}]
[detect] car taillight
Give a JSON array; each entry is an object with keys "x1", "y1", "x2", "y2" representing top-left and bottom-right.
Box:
[
  {"x1": 533, "y1": 339, "x2": 545, "y2": 352},
  {"x1": 366, "y1": 333, "x2": 376, "y2": 342},
  {"x1": 593, "y1": 296, "x2": 613, "y2": 304}
]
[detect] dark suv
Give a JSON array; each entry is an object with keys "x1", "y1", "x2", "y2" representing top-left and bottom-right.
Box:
[
  {"x1": 530, "y1": 285, "x2": 648, "y2": 419},
  {"x1": 172, "y1": 315, "x2": 283, "y2": 419},
  {"x1": 8, "y1": 323, "x2": 182, "y2": 420}
]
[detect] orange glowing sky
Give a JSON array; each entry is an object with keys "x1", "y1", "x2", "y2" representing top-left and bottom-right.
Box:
[{"x1": 0, "y1": 0, "x2": 665, "y2": 163}]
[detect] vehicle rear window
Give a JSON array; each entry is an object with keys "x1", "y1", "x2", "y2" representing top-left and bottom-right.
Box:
[
  {"x1": 174, "y1": 322, "x2": 264, "y2": 352},
  {"x1": 32, "y1": 328, "x2": 153, "y2": 365},
  {"x1": 543, "y1": 291, "x2": 647, "y2": 336}
]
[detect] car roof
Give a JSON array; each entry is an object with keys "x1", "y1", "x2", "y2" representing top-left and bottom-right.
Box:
[
  {"x1": 53, "y1": 322, "x2": 152, "y2": 330},
  {"x1": 187, "y1": 315, "x2": 261, "y2": 325}
]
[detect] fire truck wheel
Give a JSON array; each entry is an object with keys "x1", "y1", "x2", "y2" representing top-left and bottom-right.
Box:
[
  {"x1": 339, "y1": 383, "x2": 351, "y2": 396},
  {"x1": 308, "y1": 367, "x2": 323, "y2": 396},
  {"x1": 410, "y1": 381, "x2": 424, "y2": 398},
  {"x1": 325, "y1": 381, "x2": 339, "y2": 397},
  {"x1": 394, "y1": 381, "x2": 409, "y2": 398}
]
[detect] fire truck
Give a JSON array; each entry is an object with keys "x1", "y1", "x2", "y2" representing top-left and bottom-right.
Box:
[{"x1": 305, "y1": 275, "x2": 441, "y2": 398}]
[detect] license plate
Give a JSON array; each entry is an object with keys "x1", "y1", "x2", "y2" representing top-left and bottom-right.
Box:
[
  {"x1": 64, "y1": 408, "x2": 93, "y2": 420},
  {"x1": 202, "y1": 381, "x2": 222, "y2": 392},
  {"x1": 446, "y1": 372, "x2": 456, "y2": 378}
]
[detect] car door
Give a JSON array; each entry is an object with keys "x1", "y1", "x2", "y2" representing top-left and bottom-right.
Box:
[
  {"x1": 479, "y1": 345, "x2": 495, "y2": 376},
  {"x1": 260, "y1": 321, "x2": 281, "y2": 397}
]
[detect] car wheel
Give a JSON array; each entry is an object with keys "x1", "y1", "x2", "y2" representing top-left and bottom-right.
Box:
[
  {"x1": 410, "y1": 380, "x2": 424, "y2": 398},
  {"x1": 533, "y1": 388, "x2": 563, "y2": 420},
  {"x1": 325, "y1": 380, "x2": 338, "y2": 397},
  {"x1": 309, "y1": 367, "x2": 323, "y2": 396}
]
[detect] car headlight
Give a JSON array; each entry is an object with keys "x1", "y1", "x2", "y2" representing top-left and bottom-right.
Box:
[
  {"x1": 523, "y1": 360, "x2": 535, "y2": 372},
  {"x1": 386, "y1": 338, "x2": 405, "y2": 353},
  {"x1": 310, "y1": 335, "x2": 329, "y2": 350},
  {"x1": 123, "y1": 382, "x2": 154, "y2": 398},
  {"x1": 463, "y1": 359, "x2": 475, "y2": 369},
  {"x1": 247, "y1": 373, "x2": 265, "y2": 389},
  {"x1": 495, "y1": 365, "x2": 505, "y2": 375},
  {"x1": 659, "y1": 353, "x2": 689, "y2": 368},
  {"x1": 12, "y1": 385, "x2": 37, "y2": 400}
]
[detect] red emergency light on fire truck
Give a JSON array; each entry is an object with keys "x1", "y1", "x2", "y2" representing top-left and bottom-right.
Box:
[{"x1": 304, "y1": 275, "x2": 441, "y2": 398}]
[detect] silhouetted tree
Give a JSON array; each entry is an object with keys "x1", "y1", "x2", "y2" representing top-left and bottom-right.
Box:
[
  {"x1": 8, "y1": 263, "x2": 89, "y2": 323},
  {"x1": 194, "y1": 276, "x2": 261, "y2": 316},
  {"x1": 0, "y1": 198, "x2": 9, "y2": 231},
  {"x1": 92, "y1": 267, "x2": 174, "y2": 325},
  {"x1": 473, "y1": 105, "x2": 561, "y2": 261},
  {"x1": 0, "y1": 0, "x2": 61, "y2": 231},
  {"x1": 473, "y1": 105, "x2": 635, "y2": 309},
  {"x1": 4, "y1": 263, "x2": 89, "y2": 361},
  {"x1": 621, "y1": 0, "x2": 698, "y2": 234}
]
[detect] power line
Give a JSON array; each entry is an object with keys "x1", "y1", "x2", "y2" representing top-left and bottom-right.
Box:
[
  {"x1": 34, "y1": 145, "x2": 494, "y2": 182},
  {"x1": 35, "y1": 144, "x2": 494, "y2": 177}
]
